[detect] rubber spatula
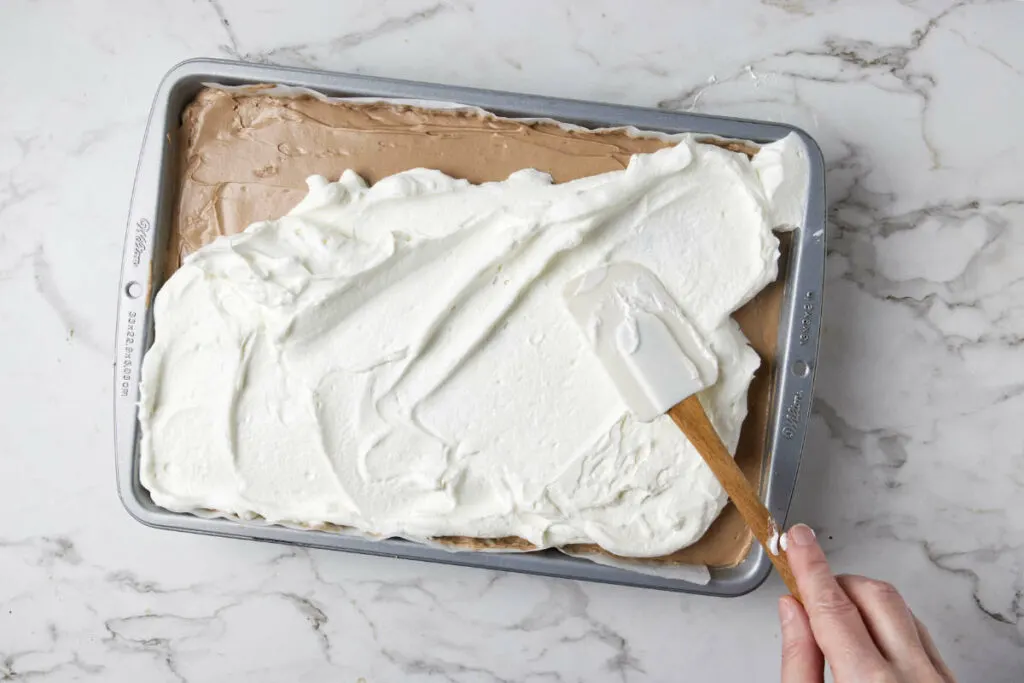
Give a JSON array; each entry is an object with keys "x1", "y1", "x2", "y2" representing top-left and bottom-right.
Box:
[{"x1": 564, "y1": 263, "x2": 800, "y2": 601}]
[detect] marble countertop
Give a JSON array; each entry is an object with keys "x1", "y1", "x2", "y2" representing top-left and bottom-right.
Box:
[{"x1": 2, "y1": 0, "x2": 1022, "y2": 680}]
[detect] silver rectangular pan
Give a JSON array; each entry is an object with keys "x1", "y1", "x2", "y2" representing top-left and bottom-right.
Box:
[{"x1": 115, "y1": 58, "x2": 825, "y2": 596}]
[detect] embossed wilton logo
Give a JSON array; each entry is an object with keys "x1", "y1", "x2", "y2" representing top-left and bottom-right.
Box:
[
  {"x1": 782, "y1": 390, "x2": 804, "y2": 440},
  {"x1": 131, "y1": 218, "x2": 150, "y2": 267}
]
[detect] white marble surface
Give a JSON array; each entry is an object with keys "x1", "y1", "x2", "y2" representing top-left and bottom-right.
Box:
[{"x1": 1, "y1": 0, "x2": 1022, "y2": 680}]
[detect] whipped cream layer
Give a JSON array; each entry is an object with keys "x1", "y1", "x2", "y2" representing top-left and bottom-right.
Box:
[{"x1": 140, "y1": 132, "x2": 808, "y2": 557}]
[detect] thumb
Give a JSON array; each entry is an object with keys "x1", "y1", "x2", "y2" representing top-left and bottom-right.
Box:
[{"x1": 780, "y1": 596, "x2": 824, "y2": 683}]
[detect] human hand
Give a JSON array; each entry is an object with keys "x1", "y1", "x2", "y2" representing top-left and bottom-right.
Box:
[{"x1": 778, "y1": 524, "x2": 956, "y2": 683}]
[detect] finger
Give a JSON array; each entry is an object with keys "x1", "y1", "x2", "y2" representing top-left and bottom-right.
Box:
[
  {"x1": 782, "y1": 525, "x2": 888, "y2": 677},
  {"x1": 914, "y1": 615, "x2": 958, "y2": 683},
  {"x1": 837, "y1": 575, "x2": 932, "y2": 675},
  {"x1": 779, "y1": 596, "x2": 825, "y2": 683}
]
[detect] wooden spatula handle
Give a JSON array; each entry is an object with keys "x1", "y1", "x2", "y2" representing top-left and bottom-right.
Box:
[{"x1": 669, "y1": 395, "x2": 801, "y2": 602}]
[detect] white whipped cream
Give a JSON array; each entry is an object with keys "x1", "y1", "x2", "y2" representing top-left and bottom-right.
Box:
[
  {"x1": 768, "y1": 522, "x2": 781, "y2": 556},
  {"x1": 139, "y1": 133, "x2": 809, "y2": 558}
]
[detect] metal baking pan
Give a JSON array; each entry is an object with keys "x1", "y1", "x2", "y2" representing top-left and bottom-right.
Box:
[{"x1": 115, "y1": 58, "x2": 825, "y2": 596}]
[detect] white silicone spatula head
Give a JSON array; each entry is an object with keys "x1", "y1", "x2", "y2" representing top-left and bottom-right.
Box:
[{"x1": 563, "y1": 262, "x2": 719, "y2": 422}]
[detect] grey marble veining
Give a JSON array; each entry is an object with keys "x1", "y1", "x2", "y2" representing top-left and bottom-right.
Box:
[{"x1": 1, "y1": 0, "x2": 1022, "y2": 680}]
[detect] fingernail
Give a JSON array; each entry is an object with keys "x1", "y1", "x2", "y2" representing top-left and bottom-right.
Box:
[
  {"x1": 778, "y1": 597, "x2": 796, "y2": 625},
  {"x1": 787, "y1": 524, "x2": 816, "y2": 547}
]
